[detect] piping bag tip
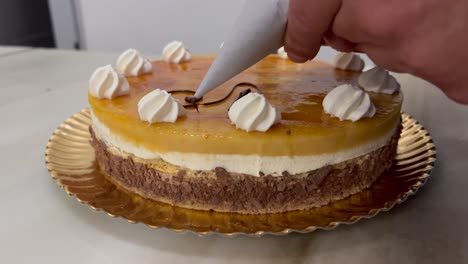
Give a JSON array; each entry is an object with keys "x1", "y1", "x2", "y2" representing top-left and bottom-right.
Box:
[{"x1": 194, "y1": 0, "x2": 289, "y2": 99}]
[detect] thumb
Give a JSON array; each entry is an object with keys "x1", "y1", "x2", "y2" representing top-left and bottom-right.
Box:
[{"x1": 285, "y1": 0, "x2": 341, "y2": 62}]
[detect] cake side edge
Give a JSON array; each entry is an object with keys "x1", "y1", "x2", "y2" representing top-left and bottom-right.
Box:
[{"x1": 89, "y1": 124, "x2": 401, "y2": 214}]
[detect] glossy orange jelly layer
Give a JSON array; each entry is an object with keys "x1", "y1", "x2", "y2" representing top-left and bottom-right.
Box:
[{"x1": 89, "y1": 55, "x2": 402, "y2": 156}]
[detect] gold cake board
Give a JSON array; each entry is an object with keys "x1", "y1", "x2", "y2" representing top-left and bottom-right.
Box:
[{"x1": 45, "y1": 109, "x2": 436, "y2": 236}]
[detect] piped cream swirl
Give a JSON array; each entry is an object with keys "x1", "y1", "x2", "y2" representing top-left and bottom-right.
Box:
[
  {"x1": 277, "y1": 46, "x2": 288, "y2": 59},
  {"x1": 89, "y1": 65, "x2": 130, "y2": 99},
  {"x1": 334, "y1": 52, "x2": 364, "y2": 72},
  {"x1": 323, "y1": 84, "x2": 376, "y2": 122},
  {"x1": 116, "y1": 48, "x2": 152, "y2": 77},
  {"x1": 162, "y1": 41, "x2": 191, "y2": 64},
  {"x1": 138, "y1": 89, "x2": 186, "y2": 124},
  {"x1": 228, "y1": 93, "x2": 281, "y2": 132},
  {"x1": 358, "y1": 66, "x2": 400, "y2": 94}
]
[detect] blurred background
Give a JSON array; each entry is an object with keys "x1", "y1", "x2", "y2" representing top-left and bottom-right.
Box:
[
  {"x1": 0, "y1": 0, "x2": 368, "y2": 64},
  {"x1": 1, "y1": 0, "x2": 243, "y2": 54},
  {"x1": 0, "y1": 0, "x2": 55, "y2": 48}
]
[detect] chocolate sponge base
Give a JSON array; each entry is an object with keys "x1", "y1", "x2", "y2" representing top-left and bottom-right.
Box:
[{"x1": 91, "y1": 128, "x2": 399, "y2": 214}]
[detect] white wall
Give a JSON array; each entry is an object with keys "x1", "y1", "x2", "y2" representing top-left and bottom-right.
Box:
[
  {"x1": 51, "y1": 0, "x2": 374, "y2": 65},
  {"x1": 76, "y1": 0, "x2": 243, "y2": 55}
]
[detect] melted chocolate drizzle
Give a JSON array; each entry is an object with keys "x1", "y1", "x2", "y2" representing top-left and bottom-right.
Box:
[{"x1": 167, "y1": 82, "x2": 261, "y2": 111}]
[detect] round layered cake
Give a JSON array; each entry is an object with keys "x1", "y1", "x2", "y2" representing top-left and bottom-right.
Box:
[{"x1": 89, "y1": 53, "x2": 402, "y2": 214}]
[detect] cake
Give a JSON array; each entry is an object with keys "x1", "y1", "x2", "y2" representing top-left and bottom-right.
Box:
[{"x1": 88, "y1": 47, "x2": 403, "y2": 214}]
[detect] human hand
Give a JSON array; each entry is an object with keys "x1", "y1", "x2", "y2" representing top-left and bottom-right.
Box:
[{"x1": 284, "y1": 0, "x2": 468, "y2": 104}]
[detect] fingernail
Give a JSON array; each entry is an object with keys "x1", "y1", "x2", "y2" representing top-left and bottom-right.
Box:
[{"x1": 286, "y1": 52, "x2": 308, "y2": 63}]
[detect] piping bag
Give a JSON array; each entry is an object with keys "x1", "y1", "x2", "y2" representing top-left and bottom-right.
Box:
[{"x1": 193, "y1": 0, "x2": 289, "y2": 99}]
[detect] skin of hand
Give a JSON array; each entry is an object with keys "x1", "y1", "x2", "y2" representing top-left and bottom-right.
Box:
[{"x1": 284, "y1": 0, "x2": 468, "y2": 104}]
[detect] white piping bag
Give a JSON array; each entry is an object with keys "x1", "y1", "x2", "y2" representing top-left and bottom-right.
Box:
[{"x1": 194, "y1": 0, "x2": 289, "y2": 98}]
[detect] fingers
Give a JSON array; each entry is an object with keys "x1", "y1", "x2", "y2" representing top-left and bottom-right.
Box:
[
  {"x1": 331, "y1": 1, "x2": 368, "y2": 44},
  {"x1": 323, "y1": 30, "x2": 357, "y2": 53},
  {"x1": 285, "y1": 0, "x2": 341, "y2": 62}
]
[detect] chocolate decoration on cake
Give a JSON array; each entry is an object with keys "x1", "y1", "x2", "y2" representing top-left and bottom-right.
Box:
[
  {"x1": 237, "y1": 88, "x2": 252, "y2": 99},
  {"x1": 168, "y1": 82, "x2": 261, "y2": 111},
  {"x1": 184, "y1": 96, "x2": 201, "y2": 112}
]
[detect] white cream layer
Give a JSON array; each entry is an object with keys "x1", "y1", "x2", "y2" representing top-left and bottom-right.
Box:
[{"x1": 91, "y1": 113, "x2": 398, "y2": 176}]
